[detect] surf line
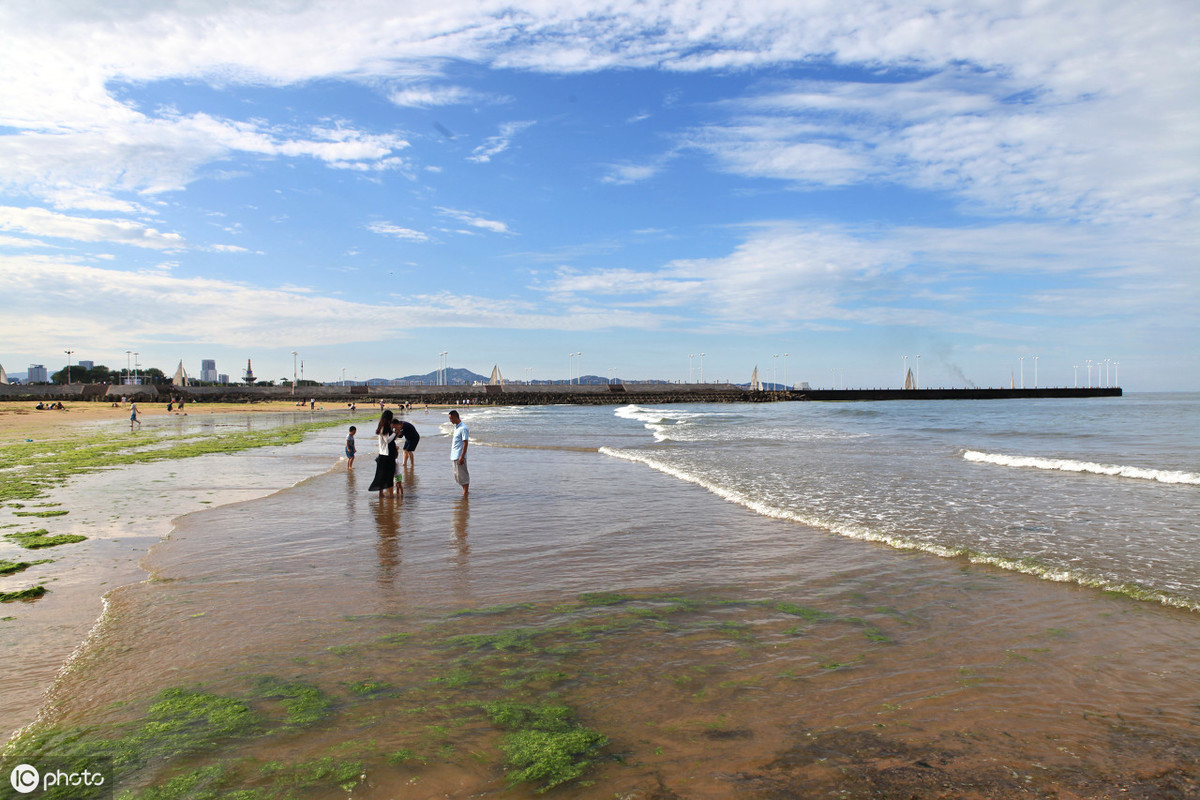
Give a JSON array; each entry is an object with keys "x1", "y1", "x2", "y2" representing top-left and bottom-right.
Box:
[{"x1": 598, "y1": 446, "x2": 1200, "y2": 614}]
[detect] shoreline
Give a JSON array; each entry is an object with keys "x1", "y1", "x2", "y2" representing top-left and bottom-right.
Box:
[
  {"x1": 0, "y1": 407, "x2": 381, "y2": 739},
  {"x1": 6, "y1": 422, "x2": 1199, "y2": 797}
]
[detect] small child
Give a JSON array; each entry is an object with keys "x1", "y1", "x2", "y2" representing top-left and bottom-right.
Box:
[
  {"x1": 345, "y1": 426, "x2": 357, "y2": 469},
  {"x1": 391, "y1": 420, "x2": 405, "y2": 497}
]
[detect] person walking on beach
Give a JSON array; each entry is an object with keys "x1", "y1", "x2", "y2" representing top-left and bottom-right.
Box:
[
  {"x1": 345, "y1": 426, "x2": 357, "y2": 470},
  {"x1": 448, "y1": 410, "x2": 469, "y2": 497},
  {"x1": 367, "y1": 410, "x2": 398, "y2": 496},
  {"x1": 397, "y1": 418, "x2": 420, "y2": 467},
  {"x1": 130, "y1": 401, "x2": 141, "y2": 430}
]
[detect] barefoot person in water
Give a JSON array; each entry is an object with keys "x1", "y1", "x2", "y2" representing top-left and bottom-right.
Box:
[{"x1": 448, "y1": 410, "x2": 469, "y2": 498}]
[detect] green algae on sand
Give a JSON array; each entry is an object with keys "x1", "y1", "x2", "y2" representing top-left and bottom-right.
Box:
[{"x1": 5, "y1": 529, "x2": 87, "y2": 549}]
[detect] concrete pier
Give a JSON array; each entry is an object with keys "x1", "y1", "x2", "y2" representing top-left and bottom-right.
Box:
[{"x1": 0, "y1": 383, "x2": 1122, "y2": 406}]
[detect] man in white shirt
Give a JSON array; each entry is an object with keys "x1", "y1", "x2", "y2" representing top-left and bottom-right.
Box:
[{"x1": 448, "y1": 410, "x2": 469, "y2": 497}]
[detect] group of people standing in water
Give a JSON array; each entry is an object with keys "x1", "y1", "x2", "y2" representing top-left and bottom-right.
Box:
[{"x1": 348, "y1": 407, "x2": 467, "y2": 499}]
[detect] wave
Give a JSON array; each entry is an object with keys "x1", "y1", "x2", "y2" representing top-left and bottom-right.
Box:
[
  {"x1": 599, "y1": 446, "x2": 1200, "y2": 614},
  {"x1": 963, "y1": 450, "x2": 1200, "y2": 485}
]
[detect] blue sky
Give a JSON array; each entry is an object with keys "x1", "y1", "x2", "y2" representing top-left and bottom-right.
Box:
[{"x1": 0, "y1": 1, "x2": 1196, "y2": 390}]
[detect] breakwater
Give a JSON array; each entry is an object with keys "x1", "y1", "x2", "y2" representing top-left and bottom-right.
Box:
[{"x1": 0, "y1": 382, "x2": 1122, "y2": 405}]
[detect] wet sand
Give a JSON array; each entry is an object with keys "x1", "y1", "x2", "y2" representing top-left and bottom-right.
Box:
[
  {"x1": 0, "y1": 407, "x2": 365, "y2": 739},
  {"x1": 12, "y1": 434, "x2": 1199, "y2": 798}
]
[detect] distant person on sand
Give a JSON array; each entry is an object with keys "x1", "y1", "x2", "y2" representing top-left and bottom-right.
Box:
[
  {"x1": 448, "y1": 410, "x2": 469, "y2": 497},
  {"x1": 397, "y1": 418, "x2": 420, "y2": 467},
  {"x1": 345, "y1": 426, "x2": 357, "y2": 469},
  {"x1": 130, "y1": 401, "x2": 141, "y2": 429},
  {"x1": 367, "y1": 410, "x2": 397, "y2": 496}
]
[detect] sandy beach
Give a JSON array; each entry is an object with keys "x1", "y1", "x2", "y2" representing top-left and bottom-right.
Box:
[
  {"x1": 3, "y1": 400, "x2": 1198, "y2": 799},
  {"x1": 0, "y1": 399, "x2": 355, "y2": 445}
]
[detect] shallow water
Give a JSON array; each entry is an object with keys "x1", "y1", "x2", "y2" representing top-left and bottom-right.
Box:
[{"x1": 9, "y1": 404, "x2": 1199, "y2": 798}]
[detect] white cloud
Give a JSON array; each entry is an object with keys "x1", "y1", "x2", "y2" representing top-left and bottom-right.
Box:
[
  {"x1": 435, "y1": 207, "x2": 511, "y2": 234},
  {"x1": 467, "y1": 120, "x2": 536, "y2": 163},
  {"x1": 368, "y1": 221, "x2": 431, "y2": 241},
  {"x1": 0, "y1": 255, "x2": 664, "y2": 354},
  {"x1": 0, "y1": 206, "x2": 185, "y2": 250}
]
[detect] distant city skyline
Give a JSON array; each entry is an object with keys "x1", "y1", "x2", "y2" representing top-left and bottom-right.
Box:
[{"x1": 0, "y1": 2, "x2": 1196, "y2": 391}]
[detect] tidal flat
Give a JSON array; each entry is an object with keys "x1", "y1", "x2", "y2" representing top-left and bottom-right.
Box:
[{"x1": 5, "y1": 416, "x2": 1197, "y2": 799}]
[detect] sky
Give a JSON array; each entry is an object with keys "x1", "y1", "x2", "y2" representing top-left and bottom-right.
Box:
[{"x1": 0, "y1": 0, "x2": 1196, "y2": 391}]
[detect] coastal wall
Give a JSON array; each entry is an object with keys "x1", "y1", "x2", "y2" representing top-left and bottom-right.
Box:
[{"x1": 0, "y1": 382, "x2": 1122, "y2": 405}]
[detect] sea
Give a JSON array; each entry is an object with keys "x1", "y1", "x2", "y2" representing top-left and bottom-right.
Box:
[{"x1": 2, "y1": 394, "x2": 1198, "y2": 798}]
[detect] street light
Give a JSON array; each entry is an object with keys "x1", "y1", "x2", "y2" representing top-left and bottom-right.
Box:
[
  {"x1": 291, "y1": 351, "x2": 298, "y2": 395},
  {"x1": 1114, "y1": 361, "x2": 1119, "y2": 387},
  {"x1": 699, "y1": 353, "x2": 705, "y2": 384},
  {"x1": 772, "y1": 354, "x2": 778, "y2": 391},
  {"x1": 1086, "y1": 359, "x2": 1093, "y2": 388},
  {"x1": 903, "y1": 355, "x2": 908, "y2": 388},
  {"x1": 782, "y1": 353, "x2": 789, "y2": 390},
  {"x1": 1073, "y1": 365, "x2": 1079, "y2": 388},
  {"x1": 133, "y1": 352, "x2": 140, "y2": 385},
  {"x1": 689, "y1": 354, "x2": 694, "y2": 383},
  {"x1": 1019, "y1": 356, "x2": 1025, "y2": 389},
  {"x1": 126, "y1": 351, "x2": 132, "y2": 386},
  {"x1": 64, "y1": 349, "x2": 74, "y2": 384},
  {"x1": 1033, "y1": 355, "x2": 1038, "y2": 389}
]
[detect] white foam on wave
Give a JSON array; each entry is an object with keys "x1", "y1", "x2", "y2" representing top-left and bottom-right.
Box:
[
  {"x1": 614, "y1": 404, "x2": 711, "y2": 442},
  {"x1": 599, "y1": 446, "x2": 1200, "y2": 614},
  {"x1": 963, "y1": 450, "x2": 1200, "y2": 485}
]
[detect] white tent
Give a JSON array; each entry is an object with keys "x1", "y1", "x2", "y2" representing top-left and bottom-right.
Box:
[
  {"x1": 172, "y1": 360, "x2": 190, "y2": 387},
  {"x1": 904, "y1": 368, "x2": 916, "y2": 390},
  {"x1": 0, "y1": 363, "x2": 7, "y2": 385},
  {"x1": 489, "y1": 365, "x2": 504, "y2": 386}
]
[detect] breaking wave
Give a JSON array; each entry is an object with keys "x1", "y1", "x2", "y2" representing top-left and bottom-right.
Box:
[{"x1": 963, "y1": 450, "x2": 1200, "y2": 485}]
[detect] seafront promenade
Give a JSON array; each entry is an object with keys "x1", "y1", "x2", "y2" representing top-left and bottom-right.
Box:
[{"x1": 0, "y1": 382, "x2": 1123, "y2": 406}]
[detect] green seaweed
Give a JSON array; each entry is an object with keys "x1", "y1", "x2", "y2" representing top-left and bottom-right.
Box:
[
  {"x1": 484, "y1": 701, "x2": 608, "y2": 792},
  {"x1": 0, "y1": 585, "x2": 47, "y2": 602},
  {"x1": 250, "y1": 677, "x2": 333, "y2": 729},
  {"x1": 5, "y1": 529, "x2": 87, "y2": 549},
  {"x1": 14, "y1": 509, "x2": 70, "y2": 517},
  {"x1": 0, "y1": 558, "x2": 46, "y2": 576}
]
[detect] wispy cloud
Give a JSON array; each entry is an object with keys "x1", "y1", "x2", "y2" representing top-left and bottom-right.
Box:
[
  {"x1": 435, "y1": 207, "x2": 511, "y2": 234},
  {"x1": 0, "y1": 206, "x2": 185, "y2": 250},
  {"x1": 467, "y1": 120, "x2": 536, "y2": 163},
  {"x1": 368, "y1": 221, "x2": 431, "y2": 242}
]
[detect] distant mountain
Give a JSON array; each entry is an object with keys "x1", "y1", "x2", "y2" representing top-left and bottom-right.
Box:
[{"x1": 388, "y1": 367, "x2": 489, "y2": 386}]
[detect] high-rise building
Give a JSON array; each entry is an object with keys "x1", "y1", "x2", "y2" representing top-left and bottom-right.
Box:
[
  {"x1": 200, "y1": 359, "x2": 218, "y2": 383},
  {"x1": 78, "y1": 360, "x2": 94, "y2": 370},
  {"x1": 28, "y1": 364, "x2": 48, "y2": 382}
]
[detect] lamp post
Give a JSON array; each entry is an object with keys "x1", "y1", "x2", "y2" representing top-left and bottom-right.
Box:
[
  {"x1": 64, "y1": 349, "x2": 74, "y2": 384},
  {"x1": 133, "y1": 352, "x2": 140, "y2": 385},
  {"x1": 1019, "y1": 356, "x2": 1025, "y2": 389},
  {"x1": 291, "y1": 351, "x2": 298, "y2": 395},
  {"x1": 1073, "y1": 365, "x2": 1079, "y2": 388},
  {"x1": 689, "y1": 354, "x2": 694, "y2": 383},
  {"x1": 903, "y1": 355, "x2": 908, "y2": 388},
  {"x1": 578, "y1": 352, "x2": 583, "y2": 384},
  {"x1": 126, "y1": 351, "x2": 132, "y2": 386},
  {"x1": 783, "y1": 353, "x2": 789, "y2": 390},
  {"x1": 1033, "y1": 355, "x2": 1038, "y2": 389},
  {"x1": 1114, "y1": 361, "x2": 1119, "y2": 387},
  {"x1": 698, "y1": 353, "x2": 705, "y2": 384},
  {"x1": 1086, "y1": 360, "x2": 1092, "y2": 388}
]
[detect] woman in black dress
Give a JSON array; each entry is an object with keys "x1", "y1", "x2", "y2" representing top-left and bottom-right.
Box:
[{"x1": 367, "y1": 409, "x2": 397, "y2": 495}]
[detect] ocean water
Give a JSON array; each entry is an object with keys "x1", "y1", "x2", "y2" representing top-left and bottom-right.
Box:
[
  {"x1": 555, "y1": 393, "x2": 1200, "y2": 610},
  {"x1": 6, "y1": 397, "x2": 1199, "y2": 798}
]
